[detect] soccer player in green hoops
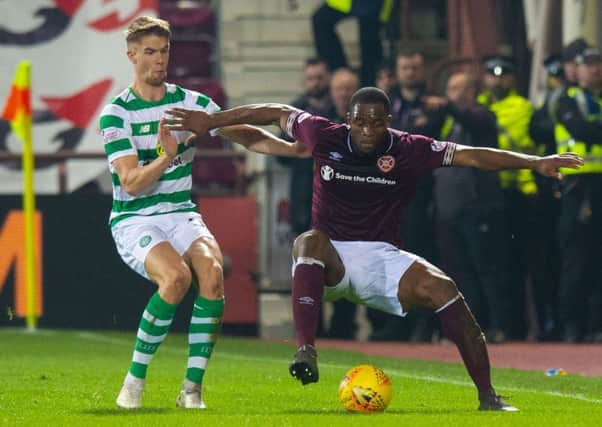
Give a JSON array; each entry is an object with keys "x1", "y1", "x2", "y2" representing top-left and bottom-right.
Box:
[{"x1": 100, "y1": 16, "x2": 306, "y2": 409}]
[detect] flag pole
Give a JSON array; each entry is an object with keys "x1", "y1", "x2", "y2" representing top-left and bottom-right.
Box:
[
  {"x1": 22, "y1": 65, "x2": 36, "y2": 330},
  {"x1": 2, "y1": 60, "x2": 37, "y2": 330}
]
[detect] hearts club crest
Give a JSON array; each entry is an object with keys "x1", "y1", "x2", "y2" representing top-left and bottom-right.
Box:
[{"x1": 377, "y1": 155, "x2": 395, "y2": 173}]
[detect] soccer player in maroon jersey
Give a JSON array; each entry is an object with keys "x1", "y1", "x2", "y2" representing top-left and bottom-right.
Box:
[{"x1": 165, "y1": 88, "x2": 583, "y2": 411}]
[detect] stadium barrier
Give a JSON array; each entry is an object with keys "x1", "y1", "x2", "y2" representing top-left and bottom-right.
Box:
[{"x1": 0, "y1": 194, "x2": 258, "y2": 335}]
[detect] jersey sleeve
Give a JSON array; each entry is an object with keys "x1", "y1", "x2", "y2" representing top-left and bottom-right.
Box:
[
  {"x1": 284, "y1": 110, "x2": 334, "y2": 152},
  {"x1": 99, "y1": 104, "x2": 137, "y2": 164},
  {"x1": 406, "y1": 134, "x2": 456, "y2": 175},
  {"x1": 185, "y1": 89, "x2": 221, "y2": 136}
]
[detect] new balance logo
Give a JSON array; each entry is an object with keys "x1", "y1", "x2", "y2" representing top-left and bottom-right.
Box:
[{"x1": 298, "y1": 296, "x2": 315, "y2": 305}]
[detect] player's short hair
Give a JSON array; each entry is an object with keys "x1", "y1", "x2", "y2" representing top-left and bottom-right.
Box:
[
  {"x1": 349, "y1": 87, "x2": 391, "y2": 114},
  {"x1": 125, "y1": 16, "x2": 171, "y2": 44}
]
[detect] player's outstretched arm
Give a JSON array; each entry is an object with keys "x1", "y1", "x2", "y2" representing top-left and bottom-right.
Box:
[
  {"x1": 216, "y1": 125, "x2": 310, "y2": 158},
  {"x1": 452, "y1": 144, "x2": 584, "y2": 179},
  {"x1": 165, "y1": 103, "x2": 296, "y2": 136}
]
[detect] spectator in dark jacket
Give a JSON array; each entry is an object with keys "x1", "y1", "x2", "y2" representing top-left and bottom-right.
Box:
[{"x1": 428, "y1": 72, "x2": 512, "y2": 342}]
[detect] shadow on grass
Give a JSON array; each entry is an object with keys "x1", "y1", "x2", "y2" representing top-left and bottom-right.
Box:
[
  {"x1": 82, "y1": 408, "x2": 170, "y2": 416},
  {"x1": 81, "y1": 407, "x2": 485, "y2": 417},
  {"x1": 284, "y1": 408, "x2": 475, "y2": 415}
]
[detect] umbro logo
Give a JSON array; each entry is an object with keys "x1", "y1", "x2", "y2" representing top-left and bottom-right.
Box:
[
  {"x1": 329, "y1": 151, "x2": 343, "y2": 161},
  {"x1": 298, "y1": 296, "x2": 315, "y2": 305}
]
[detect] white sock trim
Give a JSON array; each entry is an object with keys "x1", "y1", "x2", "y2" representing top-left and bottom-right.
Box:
[
  {"x1": 189, "y1": 333, "x2": 215, "y2": 344},
  {"x1": 137, "y1": 330, "x2": 167, "y2": 344},
  {"x1": 182, "y1": 378, "x2": 201, "y2": 392},
  {"x1": 132, "y1": 350, "x2": 153, "y2": 365},
  {"x1": 295, "y1": 257, "x2": 325, "y2": 268},
  {"x1": 124, "y1": 372, "x2": 145, "y2": 387},
  {"x1": 142, "y1": 310, "x2": 173, "y2": 327},
  {"x1": 435, "y1": 294, "x2": 463, "y2": 313},
  {"x1": 187, "y1": 356, "x2": 209, "y2": 370},
  {"x1": 190, "y1": 316, "x2": 220, "y2": 324}
]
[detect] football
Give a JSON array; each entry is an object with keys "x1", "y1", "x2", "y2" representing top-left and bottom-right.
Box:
[{"x1": 338, "y1": 364, "x2": 393, "y2": 413}]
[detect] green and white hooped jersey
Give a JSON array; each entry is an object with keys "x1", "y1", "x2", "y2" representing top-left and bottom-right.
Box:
[{"x1": 99, "y1": 83, "x2": 220, "y2": 228}]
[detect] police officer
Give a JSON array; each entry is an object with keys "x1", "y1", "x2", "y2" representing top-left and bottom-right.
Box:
[
  {"x1": 478, "y1": 55, "x2": 538, "y2": 341},
  {"x1": 527, "y1": 54, "x2": 565, "y2": 340},
  {"x1": 562, "y1": 38, "x2": 590, "y2": 87},
  {"x1": 555, "y1": 47, "x2": 602, "y2": 342},
  {"x1": 530, "y1": 54, "x2": 565, "y2": 153}
]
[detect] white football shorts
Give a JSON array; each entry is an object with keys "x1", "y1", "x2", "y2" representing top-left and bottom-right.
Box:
[
  {"x1": 293, "y1": 240, "x2": 421, "y2": 317},
  {"x1": 111, "y1": 211, "x2": 214, "y2": 279}
]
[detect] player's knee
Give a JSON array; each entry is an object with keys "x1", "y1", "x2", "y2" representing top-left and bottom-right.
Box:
[
  {"x1": 293, "y1": 229, "x2": 330, "y2": 257},
  {"x1": 203, "y1": 258, "x2": 224, "y2": 299},
  {"x1": 415, "y1": 275, "x2": 458, "y2": 310},
  {"x1": 162, "y1": 263, "x2": 192, "y2": 300}
]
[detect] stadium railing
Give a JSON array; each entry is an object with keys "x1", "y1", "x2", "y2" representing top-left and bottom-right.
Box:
[{"x1": 0, "y1": 148, "x2": 247, "y2": 195}]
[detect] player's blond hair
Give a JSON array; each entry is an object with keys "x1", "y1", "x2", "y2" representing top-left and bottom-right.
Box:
[{"x1": 124, "y1": 16, "x2": 171, "y2": 44}]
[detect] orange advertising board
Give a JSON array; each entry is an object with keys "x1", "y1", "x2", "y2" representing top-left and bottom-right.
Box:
[{"x1": 0, "y1": 210, "x2": 43, "y2": 316}]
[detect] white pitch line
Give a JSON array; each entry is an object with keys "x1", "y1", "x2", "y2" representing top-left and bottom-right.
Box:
[{"x1": 72, "y1": 332, "x2": 602, "y2": 404}]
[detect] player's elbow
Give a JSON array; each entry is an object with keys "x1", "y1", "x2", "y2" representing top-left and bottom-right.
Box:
[
  {"x1": 119, "y1": 174, "x2": 143, "y2": 196},
  {"x1": 121, "y1": 183, "x2": 141, "y2": 196},
  {"x1": 294, "y1": 142, "x2": 311, "y2": 158}
]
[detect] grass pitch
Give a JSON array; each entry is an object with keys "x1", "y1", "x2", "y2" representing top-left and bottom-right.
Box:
[{"x1": 1, "y1": 329, "x2": 600, "y2": 426}]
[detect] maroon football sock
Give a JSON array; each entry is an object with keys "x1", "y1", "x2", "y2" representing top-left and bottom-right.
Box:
[
  {"x1": 292, "y1": 261, "x2": 325, "y2": 347},
  {"x1": 437, "y1": 296, "x2": 494, "y2": 396}
]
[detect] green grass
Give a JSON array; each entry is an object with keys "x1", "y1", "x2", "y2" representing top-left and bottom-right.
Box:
[{"x1": 0, "y1": 329, "x2": 600, "y2": 426}]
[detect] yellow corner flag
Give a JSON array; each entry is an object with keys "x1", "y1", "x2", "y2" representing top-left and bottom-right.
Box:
[
  {"x1": 2, "y1": 60, "x2": 38, "y2": 330},
  {"x1": 2, "y1": 61, "x2": 32, "y2": 143}
]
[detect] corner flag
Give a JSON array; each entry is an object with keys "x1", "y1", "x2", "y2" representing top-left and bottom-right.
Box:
[
  {"x1": 2, "y1": 61, "x2": 32, "y2": 143},
  {"x1": 2, "y1": 60, "x2": 38, "y2": 330}
]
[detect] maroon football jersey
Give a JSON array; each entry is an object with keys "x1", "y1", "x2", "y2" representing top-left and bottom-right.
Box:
[{"x1": 285, "y1": 111, "x2": 456, "y2": 248}]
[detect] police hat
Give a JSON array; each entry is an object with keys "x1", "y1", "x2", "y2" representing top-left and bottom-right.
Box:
[
  {"x1": 543, "y1": 53, "x2": 563, "y2": 77},
  {"x1": 575, "y1": 47, "x2": 602, "y2": 64},
  {"x1": 482, "y1": 55, "x2": 515, "y2": 76},
  {"x1": 562, "y1": 37, "x2": 590, "y2": 62}
]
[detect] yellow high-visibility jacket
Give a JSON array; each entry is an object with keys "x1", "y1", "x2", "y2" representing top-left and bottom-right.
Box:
[
  {"x1": 554, "y1": 86, "x2": 602, "y2": 174},
  {"x1": 478, "y1": 90, "x2": 538, "y2": 195}
]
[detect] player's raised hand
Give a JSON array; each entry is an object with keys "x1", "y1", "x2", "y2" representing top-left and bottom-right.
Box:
[
  {"x1": 158, "y1": 118, "x2": 178, "y2": 159},
  {"x1": 533, "y1": 152, "x2": 584, "y2": 179},
  {"x1": 164, "y1": 108, "x2": 211, "y2": 135}
]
